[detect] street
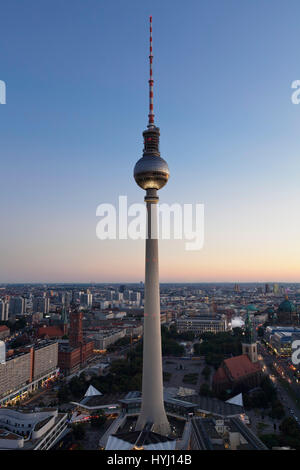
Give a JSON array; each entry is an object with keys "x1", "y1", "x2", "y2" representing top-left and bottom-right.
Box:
[{"x1": 258, "y1": 341, "x2": 300, "y2": 424}]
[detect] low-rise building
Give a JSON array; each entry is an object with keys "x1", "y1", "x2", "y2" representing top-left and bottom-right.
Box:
[
  {"x1": 0, "y1": 325, "x2": 10, "y2": 340},
  {"x1": 58, "y1": 340, "x2": 94, "y2": 376},
  {"x1": 190, "y1": 417, "x2": 267, "y2": 450},
  {"x1": 265, "y1": 326, "x2": 300, "y2": 356},
  {"x1": 37, "y1": 326, "x2": 65, "y2": 340},
  {"x1": 90, "y1": 329, "x2": 126, "y2": 351},
  {"x1": 176, "y1": 315, "x2": 228, "y2": 335},
  {"x1": 0, "y1": 408, "x2": 67, "y2": 450}
]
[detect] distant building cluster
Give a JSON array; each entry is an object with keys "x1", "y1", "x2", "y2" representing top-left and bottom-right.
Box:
[{"x1": 0, "y1": 281, "x2": 299, "y2": 451}]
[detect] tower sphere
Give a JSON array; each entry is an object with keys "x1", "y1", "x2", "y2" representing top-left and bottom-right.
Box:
[{"x1": 134, "y1": 154, "x2": 169, "y2": 190}]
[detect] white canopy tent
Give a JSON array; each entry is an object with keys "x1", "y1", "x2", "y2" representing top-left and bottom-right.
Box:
[
  {"x1": 226, "y1": 393, "x2": 243, "y2": 407},
  {"x1": 84, "y1": 385, "x2": 102, "y2": 397}
]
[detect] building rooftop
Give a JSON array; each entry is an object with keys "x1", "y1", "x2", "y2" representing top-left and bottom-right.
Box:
[
  {"x1": 37, "y1": 326, "x2": 64, "y2": 338},
  {"x1": 191, "y1": 417, "x2": 267, "y2": 450},
  {"x1": 112, "y1": 429, "x2": 173, "y2": 446},
  {"x1": 0, "y1": 429, "x2": 20, "y2": 440},
  {"x1": 105, "y1": 416, "x2": 182, "y2": 450},
  {"x1": 0, "y1": 408, "x2": 67, "y2": 450},
  {"x1": 0, "y1": 326, "x2": 9, "y2": 332},
  {"x1": 223, "y1": 355, "x2": 261, "y2": 381},
  {"x1": 179, "y1": 394, "x2": 244, "y2": 417},
  {"x1": 278, "y1": 297, "x2": 296, "y2": 313},
  {"x1": 74, "y1": 392, "x2": 127, "y2": 409}
]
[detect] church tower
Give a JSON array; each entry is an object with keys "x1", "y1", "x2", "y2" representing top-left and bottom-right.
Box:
[
  {"x1": 242, "y1": 310, "x2": 258, "y2": 363},
  {"x1": 61, "y1": 306, "x2": 69, "y2": 336}
]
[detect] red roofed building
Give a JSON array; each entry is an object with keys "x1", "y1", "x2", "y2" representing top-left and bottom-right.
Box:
[
  {"x1": 57, "y1": 310, "x2": 94, "y2": 375},
  {"x1": 212, "y1": 354, "x2": 262, "y2": 395},
  {"x1": 58, "y1": 341, "x2": 94, "y2": 375},
  {"x1": 0, "y1": 325, "x2": 10, "y2": 340},
  {"x1": 37, "y1": 326, "x2": 64, "y2": 339}
]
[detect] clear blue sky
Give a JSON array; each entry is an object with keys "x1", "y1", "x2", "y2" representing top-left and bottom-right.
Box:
[{"x1": 1, "y1": 0, "x2": 300, "y2": 282}]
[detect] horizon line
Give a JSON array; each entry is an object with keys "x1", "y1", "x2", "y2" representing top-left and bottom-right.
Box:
[{"x1": 0, "y1": 281, "x2": 299, "y2": 285}]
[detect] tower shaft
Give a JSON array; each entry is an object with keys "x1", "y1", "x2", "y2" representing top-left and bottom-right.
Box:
[{"x1": 135, "y1": 188, "x2": 170, "y2": 435}]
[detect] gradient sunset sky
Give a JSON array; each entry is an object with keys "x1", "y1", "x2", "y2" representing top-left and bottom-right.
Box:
[{"x1": 1, "y1": 0, "x2": 300, "y2": 283}]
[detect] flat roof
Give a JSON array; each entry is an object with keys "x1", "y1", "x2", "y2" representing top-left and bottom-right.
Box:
[
  {"x1": 180, "y1": 394, "x2": 244, "y2": 417},
  {"x1": 0, "y1": 429, "x2": 20, "y2": 440},
  {"x1": 191, "y1": 417, "x2": 267, "y2": 450},
  {"x1": 76, "y1": 393, "x2": 127, "y2": 408},
  {"x1": 113, "y1": 429, "x2": 173, "y2": 446}
]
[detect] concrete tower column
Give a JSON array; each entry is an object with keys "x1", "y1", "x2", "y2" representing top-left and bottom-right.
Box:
[
  {"x1": 135, "y1": 188, "x2": 170, "y2": 435},
  {"x1": 134, "y1": 16, "x2": 170, "y2": 436}
]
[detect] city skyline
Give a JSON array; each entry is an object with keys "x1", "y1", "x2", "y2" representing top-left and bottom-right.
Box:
[
  {"x1": 1, "y1": 0, "x2": 300, "y2": 283},
  {"x1": 1, "y1": 1, "x2": 300, "y2": 455}
]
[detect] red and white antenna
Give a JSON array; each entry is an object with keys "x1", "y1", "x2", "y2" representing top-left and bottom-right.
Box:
[{"x1": 148, "y1": 16, "x2": 155, "y2": 126}]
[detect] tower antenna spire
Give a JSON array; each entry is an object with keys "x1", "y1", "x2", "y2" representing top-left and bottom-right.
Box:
[{"x1": 148, "y1": 15, "x2": 155, "y2": 126}]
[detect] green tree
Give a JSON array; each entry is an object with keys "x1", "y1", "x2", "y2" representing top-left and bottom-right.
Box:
[
  {"x1": 257, "y1": 327, "x2": 264, "y2": 338},
  {"x1": 261, "y1": 376, "x2": 277, "y2": 402},
  {"x1": 57, "y1": 384, "x2": 71, "y2": 403},
  {"x1": 195, "y1": 331, "x2": 243, "y2": 367},
  {"x1": 269, "y1": 400, "x2": 285, "y2": 420},
  {"x1": 90, "y1": 411, "x2": 107, "y2": 428},
  {"x1": 202, "y1": 365, "x2": 211, "y2": 381},
  {"x1": 199, "y1": 383, "x2": 213, "y2": 397},
  {"x1": 205, "y1": 352, "x2": 224, "y2": 369},
  {"x1": 258, "y1": 433, "x2": 280, "y2": 449},
  {"x1": 279, "y1": 417, "x2": 300, "y2": 438},
  {"x1": 72, "y1": 424, "x2": 86, "y2": 440},
  {"x1": 69, "y1": 376, "x2": 86, "y2": 399}
]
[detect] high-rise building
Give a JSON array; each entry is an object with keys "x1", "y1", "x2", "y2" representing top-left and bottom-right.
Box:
[
  {"x1": 265, "y1": 283, "x2": 270, "y2": 294},
  {"x1": 0, "y1": 340, "x2": 59, "y2": 406},
  {"x1": 133, "y1": 16, "x2": 170, "y2": 436},
  {"x1": 32, "y1": 296, "x2": 50, "y2": 314},
  {"x1": 0, "y1": 341, "x2": 5, "y2": 364},
  {"x1": 80, "y1": 293, "x2": 93, "y2": 308},
  {"x1": 273, "y1": 283, "x2": 279, "y2": 295},
  {"x1": 112, "y1": 291, "x2": 123, "y2": 302},
  {"x1": 58, "y1": 291, "x2": 71, "y2": 307},
  {"x1": 64, "y1": 292, "x2": 72, "y2": 307},
  {"x1": 130, "y1": 291, "x2": 141, "y2": 304},
  {"x1": 0, "y1": 301, "x2": 9, "y2": 321},
  {"x1": 69, "y1": 311, "x2": 83, "y2": 348},
  {"x1": 8, "y1": 297, "x2": 25, "y2": 317},
  {"x1": 72, "y1": 290, "x2": 83, "y2": 303}
]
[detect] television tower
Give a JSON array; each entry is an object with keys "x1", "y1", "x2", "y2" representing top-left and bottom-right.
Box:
[{"x1": 134, "y1": 16, "x2": 170, "y2": 435}]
